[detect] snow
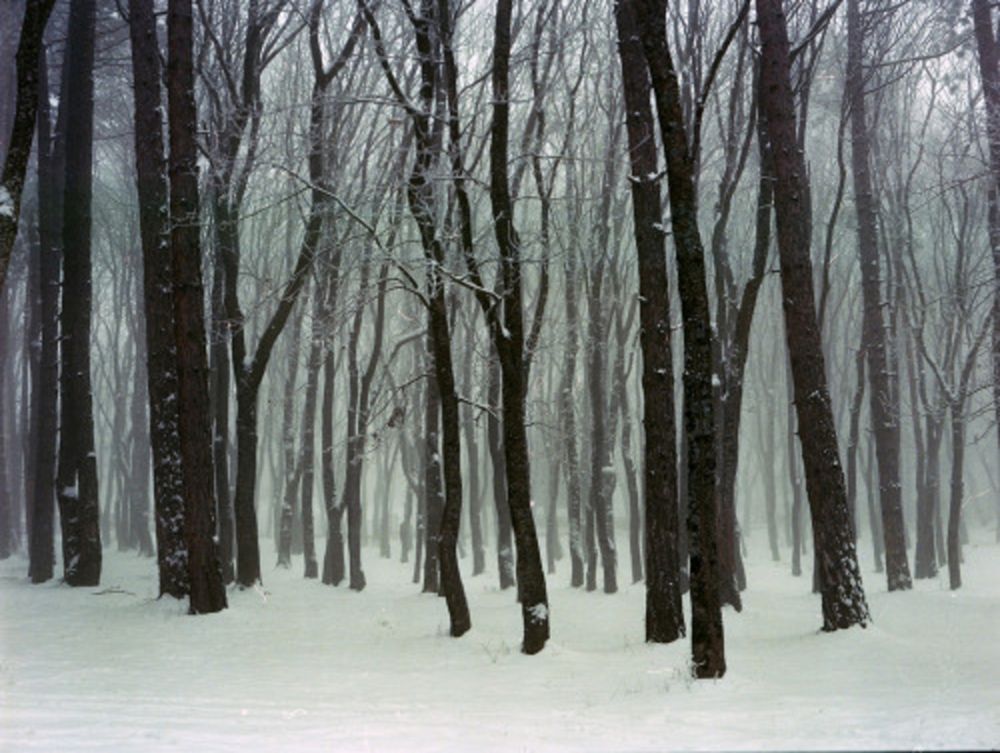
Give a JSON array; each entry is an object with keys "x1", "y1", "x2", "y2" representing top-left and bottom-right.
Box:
[{"x1": 2, "y1": 535, "x2": 999, "y2": 751}]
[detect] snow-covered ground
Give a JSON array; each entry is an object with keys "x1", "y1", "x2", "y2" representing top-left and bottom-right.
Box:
[{"x1": 2, "y1": 533, "x2": 998, "y2": 751}]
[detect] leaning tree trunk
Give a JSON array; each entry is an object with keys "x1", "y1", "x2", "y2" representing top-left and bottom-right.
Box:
[
  {"x1": 847, "y1": 0, "x2": 911, "y2": 592},
  {"x1": 614, "y1": 0, "x2": 683, "y2": 641},
  {"x1": 167, "y1": 0, "x2": 227, "y2": 614},
  {"x1": 756, "y1": 0, "x2": 869, "y2": 631},
  {"x1": 57, "y1": 0, "x2": 101, "y2": 587}
]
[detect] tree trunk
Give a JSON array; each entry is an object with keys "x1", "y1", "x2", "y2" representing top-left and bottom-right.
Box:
[
  {"x1": 167, "y1": 0, "x2": 226, "y2": 614},
  {"x1": 487, "y1": 350, "x2": 515, "y2": 589},
  {"x1": 276, "y1": 307, "x2": 304, "y2": 568},
  {"x1": 947, "y1": 406, "x2": 965, "y2": 590},
  {"x1": 29, "y1": 42, "x2": 60, "y2": 585},
  {"x1": 57, "y1": 0, "x2": 101, "y2": 587},
  {"x1": 756, "y1": 0, "x2": 869, "y2": 631},
  {"x1": 971, "y1": 1, "x2": 1000, "y2": 544},
  {"x1": 631, "y1": 0, "x2": 723, "y2": 675},
  {"x1": 846, "y1": 0, "x2": 911, "y2": 592},
  {"x1": 915, "y1": 416, "x2": 942, "y2": 579},
  {"x1": 560, "y1": 247, "x2": 585, "y2": 588},
  {"x1": 614, "y1": 0, "x2": 682, "y2": 639},
  {"x1": 422, "y1": 355, "x2": 442, "y2": 595},
  {"x1": 0, "y1": 0, "x2": 56, "y2": 291},
  {"x1": 490, "y1": 0, "x2": 549, "y2": 655},
  {"x1": 128, "y1": 0, "x2": 189, "y2": 597}
]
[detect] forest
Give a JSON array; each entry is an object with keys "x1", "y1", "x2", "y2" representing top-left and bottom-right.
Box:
[{"x1": 1, "y1": 0, "x2": 999, "y2": 749}]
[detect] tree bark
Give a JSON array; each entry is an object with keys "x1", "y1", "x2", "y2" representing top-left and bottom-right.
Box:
[
  {"x1": 128, "y1": 0, "x2": 189, "y2": 597},
  {"x1": 614, "y1": 0, "x2": 683, "y2": 641},
  {"x1": 489, "y1": 0, "x2": 549, "y2": 654},
  {"x1": 0, "y1": 0, "x2": 56, "y2": 292},
  {"x1": 632, "y1": 0, "x2": 724, "y2": 676},
  {"x1": 57, "y1": 0, "x2": 101, "y2": 587},
  {"x1": 28, "y1": 42, "x2": 60, "y2": 584},
  {"x1": 846, "y1": 0, "x2": 911, "y2": 592},
  {"x1": 167, "y1": 0, "x2": 227, "y2": 614},
  {"x1": 972, "y1": 0, "x2": 1000, "y2": 544},
  {"x1": 756, "y1": 0, "x2": 869, "y2": 631}
]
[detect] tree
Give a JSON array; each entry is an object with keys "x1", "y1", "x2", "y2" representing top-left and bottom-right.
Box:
[
  {"x1": 630, "y1": 0, "x2": 733, "y2": 678},
  {"x1": 167, "y1": 0, "x2": 227, "y2": 614},
  {"x1": 0, "y1": 0, "x2": 56, "y2": 293},
  {"x1": 128, "y1": 0, "x2": 190, "y2": 598},
  {"x1": 755, "y1": 0, "x2": 870, "y2": 631},
  {"x1": 57, "y1": 0, "x2": 102, "y2": 587},
  {"x1": 614, "y1": 0, "x2": 684, "y2": 642},
  {"x1": 972, "y1": 0, "x2": 1000, "y2": 536},
  {"x1": 28, "y1": 35, "x2": 61, "y2": 585},
  {"x1": 846, "y1": 0, "x2": 911, "y2": 592}
]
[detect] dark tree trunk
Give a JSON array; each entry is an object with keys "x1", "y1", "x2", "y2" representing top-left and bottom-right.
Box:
[
  {"x1": 29, "y1": 43, "x2": 60, "y2": 584},
  {"x1": 0, "y1": 0, "x2": 56, "y2": 290},
  {"x1": 462, "y1": 339, "x2": 485, "y2": 576},
  {"x1": 321, "y1": 339, "x2": 344, "y2": 586},
  {"x1": 487, "y1": 350, "x2": 515, "y2": 589},
  {"x1": 209, "y1": 235, "x2": 234, "y2": 584},
  {"x1": 0, "y1": 288, "x2": 12, "y2": 559},
  {"x1": 560, "y1": 247, "x2": 584, "y2": 587},
  {"x1": 846, "y1": 0, "x2": 911, "y2": 592},
  {"x1": 276, "y1": 309, "x2": 304, "y2": 568},
  {"x1": 57, "y1": 0, "x2": 101, "y2": 587},
  {"x1": 632, "y1": 0, "x2": 724, "y2": 676},
  {"x1": 845, "y1": 347, "x2": 866, "y2": 540},
  {"x1": 128, "y1": 316, "x2": 155, "y2": 557},
  {"x1": 585, "y1": 260, "x2": 617, "y2": 595},
  {"x1": 614, "y1": 0, "x2": 682, "y2": 640},
  {"x1": 128, "y1": 0, "x2": 189, "y2": 597},
  {"x1": 947, "y1": 407, "x2": 965, "y2": 590},
  {"x1": 422, "y1": 355, "x2": 443, "y2": 595},
  {"x1": 756, "y1": 0, "x2": 869, "y2": 631},
  {"x1": 167, "y1": 0, "x2": 226, "y2": 614},
  {"x1": 298, "y1": 279, "x2": 323, "y2": 579},
  {"x1": 715, "y1": 80, "x2": 774, "y2": 608},
  {"x1": 489, "y1": 0, "x2": 549, "y2": 654},
  {"x1": 915, "y1": 416, "x2": 942, "y2": 579},
  {"x1": 391, "y1": 0, "x2": 470, "y2": 632},
  {"x1": 972, "y1": 1, "x2": 1000, "y2": 548}
]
